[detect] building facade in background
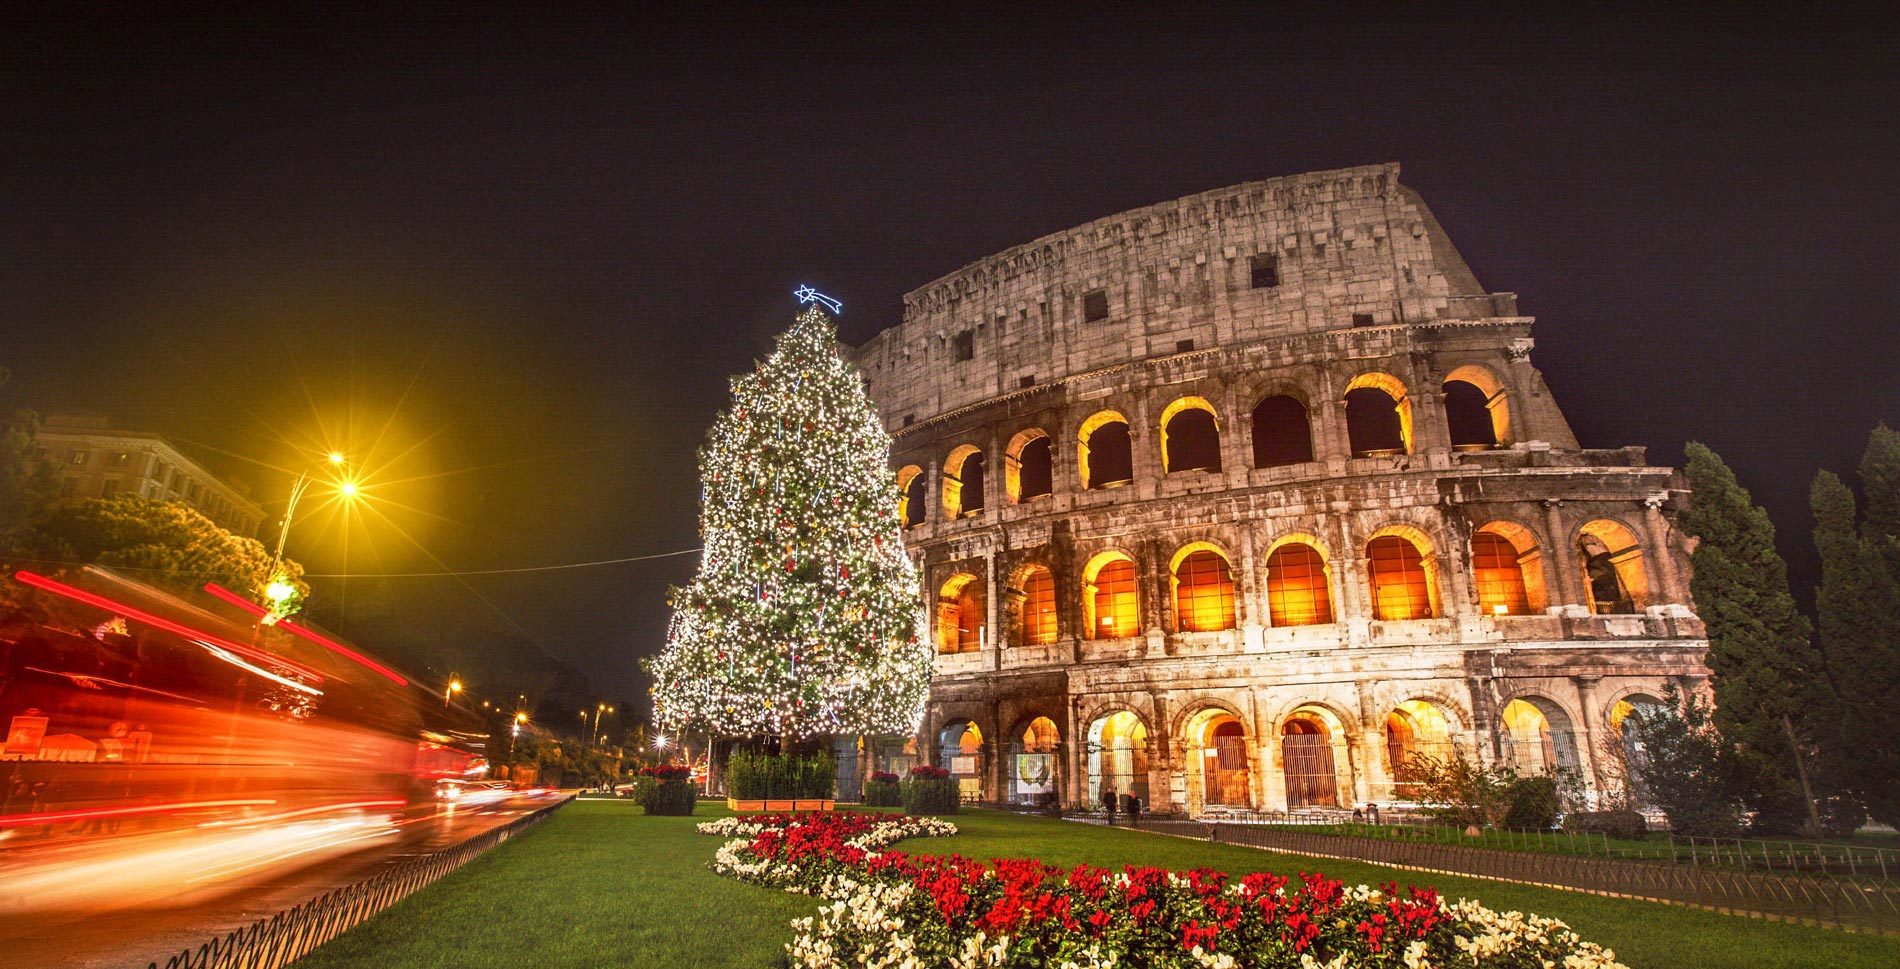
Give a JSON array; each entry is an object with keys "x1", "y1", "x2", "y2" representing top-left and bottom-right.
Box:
[
  {"x1": 850, "y1": 163, "x2": 1709, "y2": 816},
  {"x1": 33, "y1": 414, "x2": 266, "y2": 536}
]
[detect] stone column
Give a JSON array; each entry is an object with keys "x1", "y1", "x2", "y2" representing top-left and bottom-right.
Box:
[
  {"x1": 1573, "y1": 676, "x2": 1604, "y2": 799},
  {"x1": 1641, "y1": 494, "x2": 1686, "y2": 608},
  {"x1": 1064, "y1": 693, "x2": 1085, "y2": 811},
  {"x1": 1409, "y1": 388, "x2": 1451, "y2": 455},
  {"x1": 1542, "y1": 500, "x2": 1584, "y2": 612}
]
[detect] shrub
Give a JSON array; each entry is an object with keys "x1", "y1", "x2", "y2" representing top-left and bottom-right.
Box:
[
  {"x1": 1626, "y1": 686, "x2": 1746, "y2": 836},
  {"x1": 863, "y1": 771, "x2": 901, "y2": 807},
  {"x1": 1562, "y1": 809, "x2": 1649, "y2": 840},
  {"x1": 1408, "y1": 752, "x2": 1517, "y2": 828},
  {"x1": 1503, "y1": 775, "x2": 1561, "y2": 830},
  {"x1": 726, "y1": 749, "x2": 836, "y2": 800},
  {"x1": 635, "y1": 764, "x2": 697, "y2": 815},
  {"x1": 899, "y1": 765, "x2": 958, "y2": 814}
]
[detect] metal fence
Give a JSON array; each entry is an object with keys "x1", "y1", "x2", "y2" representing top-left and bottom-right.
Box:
[
  {"x1": 1132, "y1": 817, "x2": 1900, "y2": 934},
  {"x1": 147, "y1": 797, "x2": 572, "y2": 969}
]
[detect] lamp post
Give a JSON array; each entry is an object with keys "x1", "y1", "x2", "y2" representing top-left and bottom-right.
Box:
[
  {"x1": 445, "y1": 677, "x2": 462, "y2": 708},
  {"x1": 269, "y1": 452, "x2": 352, "y2": 580},
  {"x1": 588, "y1": 703, "x2": 614, "y2": 750},
  {"x1": 510, "y1": 711, "x2": 528, "y2": 757}
]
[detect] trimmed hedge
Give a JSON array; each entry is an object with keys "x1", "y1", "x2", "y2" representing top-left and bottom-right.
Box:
[
  {"x1": 900, "y1": 765, "x2": 958, "y2": 815},
  {"x1": 727, "y1": 749, "x2": 836, "y2": 800},
  {"x1": 863, "y1": 771, "x2": 901, "y2": 807},
  {"x1": 635, "y1": 765, "x2": 698, "y2": 815}
]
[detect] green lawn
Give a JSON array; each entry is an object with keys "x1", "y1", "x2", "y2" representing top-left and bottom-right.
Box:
[{"x1": 299, "y1": 800, "x2": 1900, "y2": 969}]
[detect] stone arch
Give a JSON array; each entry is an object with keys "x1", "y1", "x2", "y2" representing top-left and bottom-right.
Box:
[
  {"x1": 1004, "y1": 428, "x2": 1054, "y2": 503},
  {"x1": 1364, "y1": 524, "x2": 1441, "y2": 620},
  {"x1": 1008, "y1": 561, "x2": 1058, "y2": 646},
  {"x1": 1081, "y1": 549, "x2": 1141, "y2": 639},
  {"x1": 935, "y1": 572, "x2": 985, "y2": 654},
  {"x1": 1182, "y1": 703, "x2": 1253, "y2": 810},
  {"x1": 1443, "y1": 363, "x2": 1513, "y2": 448},
  {"x1": 1251, "y1": 394, "x2": 1315, "y2": 468},
  {"x1": 1159, "y1": 395, "x2": 1222, "y2": 474},
  {"x1": 1383, "y1": 698, "x2": 1459, "y2": 799},
  {"x1": 1498, "y1": 694, "x2": 1582, "y2": 775},
  {"x1": 895, "y1": 464, "x2": 926, "y2": 528},
  {"x1": 1169, "y1": 540, "x2": 1237, "y2": 632},
  {"x1": 1471, "y1": 519, "x2": 1548, "y2": 615},
  {"x1": 1345, "y1": 371, "x2": 1414, "y2": 456},
  {"x1": 1576, "y1": 518, "x2": 1651, "y2": 614},
  {"x1": 1605, "y1": 689, "x2": 1668, "y2": 809},
  {"x1": 1085, "y1": 709, "x2": 1151, "y2": 808},
  {"x1": 1278, "y1": 703, "x2": 1353, "y2": 810},
  {"x1": 942, "y1": 444, "x2": 986, "y2": 519},
  {"x1": 937, "y1": 718, "x2": 987, "y2": 800},
  {"x1": 1077, "y1": 410, "x2": 1133, "y2": 490}
]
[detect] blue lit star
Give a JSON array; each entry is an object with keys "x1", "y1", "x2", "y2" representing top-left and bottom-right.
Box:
[{"x1": 794, "y1": 286, "x2": 843, "y2": 314}]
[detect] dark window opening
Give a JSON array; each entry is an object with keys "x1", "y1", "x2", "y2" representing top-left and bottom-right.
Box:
[
  {"x1": 1442, "y1": 380, "x2": 1496, "y2": 449},
  {"x1": 957, "y1": 451, "x2": 986, "y2": 515},
  {"x1": 1250, "y1": 253, "x2": 1280, "y2": 289},
  {"x1": 1018, "y1": 375, "x2": 1036, "y2": 388},
  {"x1": 1175, "y1": 339, "x2": 1195, "y2": 353},
  {"x1": 1163, "y1": 409, "x2": 1221, "y2": 473},
  {"x1": 1251, "y1": 395, "x2": 1314, "y2": 468},
  {"x1": 953, "y1": 329, "x2": 974, "y2": 362},
  {"x1": 903, "y1": 414, "x2": 916, "y2": 427},
  {"x1": 1082, "y1": 289, "x2": 1109, "y2": 322},
  {"x1": 903, "y1": 475, "x2": 927, "y2": 527},
  {"x1": 1352, "y1": 312, "x2": 1376, "y2": 327},
  {"x1": 1084, "y1": 421, "x2": 1133, "y2": 488},
  {"x1": 1017, "y1": 437, "x2": 1053, "y2": 500},
  {"x1": 1346, "y1": 387, "x2": 1406, "y2": 456}
]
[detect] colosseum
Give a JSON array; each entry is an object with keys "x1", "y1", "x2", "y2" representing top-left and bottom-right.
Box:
[{"x1": 847, "y1": 162, "x2": 1710, "y2": 817}]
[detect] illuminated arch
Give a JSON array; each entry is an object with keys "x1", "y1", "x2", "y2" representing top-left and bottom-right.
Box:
[
  {"x1": 1251, "y1": 394, "x2": 1314, "y2": 468},
  {"x1": 1159, "y1": 396, "x2": 1222, "y2": 474},
  {"x1": 1577, "y1": 518, "x2": 1650, "y2": 614},
  {"x1": 1077, "y1": 410, "x2": 1133, "y2": 490},
  {"x1": 1384, "y1": 699, "x2": 1456, "y2": 798},
  {"x1": 1280, "y1": 704, "x2": 1349, "y2": 809},
  {"x1": 1169, "y1": 542, "x2": 1236, "y2": 632},
  {"x1": 942, "y1": 444, "x2": 986, "y2": 519},
  {"x1": 895, "y1": 465, "x2": 925, "y2": 528},
  {"x1": 1185, "y1": 706, "x2": 1252, "y2": 809},
  {"x1": 1365, "y1": 526, "x2": 1438, "y2": 620},
  {"x1": 1011, "y1": 563, "x2": 1058, "y2": 646},
  {"x1": 1499, "y1": 696, "x2": 1580, "y2": 774},
  {"x1": 1086, "y1": 709, "x2": 1150, "y2": 807},
  {"x1": 1082, "y1": 550, "x2": 1140, "y2": 639},
  {"x1": 1345, "y1": 372, "x2": 1413, "y2": 456},
  {"x1": 1004, "y1": 428, "x2": 1053, "y2": 503},
  {"x1": 1264, "y1": 536, "x2": 1333, "y2": 626},
  {"x1": 1443, "y1": 364, "x2": 1512, "y2": 448},
  {"x1": 936, "y1": 572, "x2": 985, "y2": 654},
  {"x1": 1471, "y1": 520, "x2": 1547, "y2": 615},
  {"x1": 1020, "y1": 715, "x2": 1060, "y2": 751},
  {"x1": 1609, "y1": 693, "x2": 1666, "y2": 735}
]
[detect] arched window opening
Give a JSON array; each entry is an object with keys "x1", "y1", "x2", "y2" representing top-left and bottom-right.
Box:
[
  {"x1": 1345, "y1": 374, "x2": 1413, "y2": 457},
  {"x1": 1367, "y1": 535, "x2": 1434, "y2": 620},
  {"x1": 1087, "y1": 710, "x2": 1149, "y2": 808},
  {"x1": 1015, "y1": 565, "x2": 1057, "y2": 646},
  {"x1": 936, "y1": 573, "x2": 985, "y2": 654},
  {"x1": 1578, "y1": 520, "x2": 1648, "y2": 614},
  {"x1": 1005, "y1": 429, "x2": 1054, "y2": 503},
  {"x1": 1251, "y1": 395, "x2": 1314, "y2": 468},
  {"x1": 1011, "y1": 716, "x2": 1060, "y2": 805},
  {"x1": 1160, "y1": 398, "x2": 1222, "y2": 473},
  {"x1": 1444, "y1": 364, "x2": 1512, "y2": 446},
  {"x1": 1384, "y1": 700, "x2": 1454, "y2": 799},
  {"x1": 1171, "y1": 547, "x2": 1236, "y2": 632},
  {"x1": 1192, "y1": 711, "x2": 1250, "y2": 807},
  {"x1": 1021, "y1": 716, "x2": 1059, "y2": 752},
  {"x1": 939, "y1": 720, "x2": 984, "y2": 801},
  {"x1": 941, "y1": 445, "x2": 985, "y2": 519},
  {"x1": 896, "y1": 465, "x2": 925, "y2": 528},
  {"x1": 1499, "y1": 698, "x2": 1577, "y2": 775},
  {"x1": 1083, "y1": 553, "x2": 1139, "y2": 639},
  {"x1": 1443, "y1": 380, "x2": 1498, "y2": 450},
  {"x1": 1265, "y1": 541, "x2": 1333, "y2": 626},
  {"x1": 1078, "y1": 412, "x2": 1133, "y2": 490},
  {"x1": 1282, "y1": 715, "x2": 1339, "y2": 809},
  {"x1": 1471, "y1": 531, "x2": 1531, "y2": 616},
  {"x1": 1609, "y1": 694, "x2": 1665, "y2": 809}
]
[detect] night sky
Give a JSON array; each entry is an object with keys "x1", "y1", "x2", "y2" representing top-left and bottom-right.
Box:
[{"x1": 6, "y1": 5, "x2": 1898, "y2": 711}]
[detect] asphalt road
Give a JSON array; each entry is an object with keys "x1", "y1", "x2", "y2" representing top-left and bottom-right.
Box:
[{"x1": 0, "y1": 797, "x2": 556, "y2": 969}]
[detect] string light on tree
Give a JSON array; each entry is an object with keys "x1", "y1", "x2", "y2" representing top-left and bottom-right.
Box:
[{"x1": 646, "y1": 294, "x2": 928, "y2": 739}]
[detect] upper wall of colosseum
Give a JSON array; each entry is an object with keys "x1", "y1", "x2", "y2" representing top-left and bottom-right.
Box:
[{"x1": 849, "y1": 163, "x2": 1521, "y2": 427}]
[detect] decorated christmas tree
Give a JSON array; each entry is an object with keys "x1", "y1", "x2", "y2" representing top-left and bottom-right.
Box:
[{"x1": 648, "y1": 295, "x2": 928, "y2": 740}]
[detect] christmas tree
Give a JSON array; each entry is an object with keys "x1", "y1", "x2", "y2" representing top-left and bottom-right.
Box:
[{"x1": 648, "y1": 297, "x2": 928, "y2": 739}]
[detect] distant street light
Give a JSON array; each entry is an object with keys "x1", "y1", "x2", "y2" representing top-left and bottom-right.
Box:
[
  {"x1": 445, "y1": 677, "x2": 463, "y2": 707},
  {"x1": 587, "y1": 703, "x2": 615, "y2": 751}
]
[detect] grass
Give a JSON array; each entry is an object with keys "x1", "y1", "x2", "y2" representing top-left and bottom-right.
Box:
[{"x1": 299, "y1": 800, "x2": 1900, "y2": 969}]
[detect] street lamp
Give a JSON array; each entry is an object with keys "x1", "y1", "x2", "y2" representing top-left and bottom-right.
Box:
[
  {"x1": 445, "y1": 677, "x2": 463, "y2": 707},
  {"x1": 586, "y1": 703, "x2": 614, "y2": 750},
  {"x1": 510, "y1": 711, "x2": 528, "y2": 756},
  {"x1": 266, "y1": 450, "x2": 358, "y2": 604}
]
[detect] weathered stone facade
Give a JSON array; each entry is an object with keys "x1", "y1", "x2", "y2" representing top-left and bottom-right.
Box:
[{"x1": 848, "y1": 163, "x2": 1708, "y2": 816}]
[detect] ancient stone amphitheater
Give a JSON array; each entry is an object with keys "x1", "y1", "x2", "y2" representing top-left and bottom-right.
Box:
[{"x1": 847, "y1": 162, "x2": 1708, "y2": 817}]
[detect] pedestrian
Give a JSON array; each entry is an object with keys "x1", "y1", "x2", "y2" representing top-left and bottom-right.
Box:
[{"x1": 1101, "y1": 787, "x2": 1117, "y2": 823}]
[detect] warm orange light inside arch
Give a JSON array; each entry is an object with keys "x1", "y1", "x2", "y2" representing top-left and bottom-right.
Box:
[
  {"x1": 936, "y1": 572, "x2": 984, "y2": 654},
  {"x1": 1083, "y1": 551, "x2": 1139, "y2": 639},
  {"x1": 1366, "y1": 533, "x2": 1434, "y2": 620},
  {"x1": 1265, "y1": 541, "x2": 1333, "y2": 626},
  {"x1": 1015, "y1": 564, "x2": 1057, "y2": 645},
  {"x1": 1170, "y1": 544, "x2": 1236, "y2": 632}
]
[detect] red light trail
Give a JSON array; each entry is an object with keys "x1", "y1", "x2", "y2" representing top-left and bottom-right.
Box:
[{"x1": 202, "y1": 582, "x2": 410, "y2": 685}]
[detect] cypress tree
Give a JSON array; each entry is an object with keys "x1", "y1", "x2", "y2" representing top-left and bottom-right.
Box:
[
  {"x1": 1680, "y1": 443, "x2": 1824, "y2": 833},
  {"x1": 1860, "y1": 424, "x2": 1900, "y2": 575}
]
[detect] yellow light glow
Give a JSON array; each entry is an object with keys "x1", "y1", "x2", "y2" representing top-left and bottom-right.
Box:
[
  {"x1": 515, "y1": 712, "x2": 529, "y2": 724},
  {"x1": 448, "y1": 680, "x2": 462, "y2": 693},
  {"x1": 338, "y1": 480, "x2": 360, "y2": 499},
  {"x1": 265, "y1": 580, "x2": 297, "y2": 603},
  {"x1": 327, "y1": 451, "x2": 346, "y2": 466}
]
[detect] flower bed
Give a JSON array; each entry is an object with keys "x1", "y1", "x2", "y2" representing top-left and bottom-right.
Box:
[
  {"x1": 701, "y1": 812, "x2": 1627, "y2": 969},
  {"x1": 899, "y1": 764, "x2": 958, "y2": 815}
]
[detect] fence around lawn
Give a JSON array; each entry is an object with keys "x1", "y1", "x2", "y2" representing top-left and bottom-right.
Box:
[
  {"x1": 147, "y1": 796, "x2": 573, "y2": 969},
  {"x1": 1131, "y1": 816, "x2": 1900, "y2": 934}
]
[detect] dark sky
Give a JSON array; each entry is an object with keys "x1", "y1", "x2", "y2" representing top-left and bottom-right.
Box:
[{"x1": 6, "y1": 4, "x2": 1898, "y2": 710}]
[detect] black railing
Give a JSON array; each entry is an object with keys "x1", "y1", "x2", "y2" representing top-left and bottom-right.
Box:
[
  {"x1": 1132, "y1": 817, "x2": 1900, "y2": 934},
  {"x1": 147, "y1": 796, "x2": 571, "y2": 969}
]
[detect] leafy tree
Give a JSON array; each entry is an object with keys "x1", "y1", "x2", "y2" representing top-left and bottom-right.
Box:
[
  {"x1": 647, "y1": 305, "x2": 928, "y2": 740},
  {"x1": 1861, "y1": 424, "x2": 1900, "y2": 575},
  {"x1": 1407, "y1": 751, "x2": 1519, "y2": 828},
  {"x1": 3, "y1": 495, "x2": 307, "y2": 614},
  {"x1": 1680, "y1": 442, "x2": 1828, "y2": 834},
  {"x1": 1626, "y1": 684, "x2": 1745, "y2": 837},
  {"x1": 0, "y1": 368, "x2": 58, "y2": 539},
  {"x1": 1811, "y1": 435, "x2": 1900, "y2": 829}
]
